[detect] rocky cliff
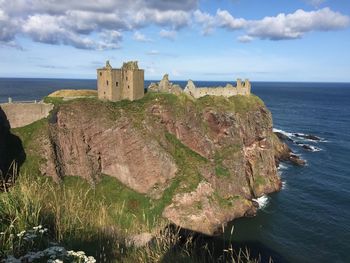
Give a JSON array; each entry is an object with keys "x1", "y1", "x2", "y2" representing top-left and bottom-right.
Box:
[{"x1": 37, "y1": 93, "x2": 296, "y2": 235}]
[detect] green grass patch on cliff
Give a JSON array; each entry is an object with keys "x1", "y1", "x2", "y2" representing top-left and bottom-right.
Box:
[
  {"x1": 196, "y1": 94, "x2": 264, "y2": 113},
  {"x1": 164, "y1": 132, "x2": 206, "y2": 192},
  {"x1": 12, "y1": 119, "x2": 48, "y2": 174},
  {"x1": 215, "y1": 165, "x2": 230, "y2": 178}
]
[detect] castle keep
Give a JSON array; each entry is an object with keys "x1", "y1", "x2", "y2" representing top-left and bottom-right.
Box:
[{"x1": 97, "y1": 61, "x2": 144, "y2": 101}]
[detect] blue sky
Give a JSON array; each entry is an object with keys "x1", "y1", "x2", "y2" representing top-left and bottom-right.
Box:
[{"x1": 0, "y1": 0, "x2": 349, "y2": 82}]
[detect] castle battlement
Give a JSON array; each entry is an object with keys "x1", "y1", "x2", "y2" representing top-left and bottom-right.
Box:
[
  {"x1": 97, "y1": 60, "x2": 144, "y2": 101},
  {"x1": 183, "y1": 78, "x2": 251, "y2": 98}
]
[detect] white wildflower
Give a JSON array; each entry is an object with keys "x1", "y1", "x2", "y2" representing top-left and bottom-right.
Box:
[
  {"x1": 0, "y1": 231, "x2": 5, "y2": 235},
  {"x1": 17, "y1": 230, "x2": 26, "y2": 237},
  {"x1": 32, "y1": 225, "x2": 43, "y2": 231},
  {"x1": 86, "y1": 256, "x2": 97, "y2": 263},
  {"x1": 39, "y1": 228, "x2": 48, "y2": 234}
]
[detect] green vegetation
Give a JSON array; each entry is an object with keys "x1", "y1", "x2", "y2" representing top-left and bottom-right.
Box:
[
  {"x1": 196, "y1": 94, "x2": 264, "y2": 113},
  {"x1": 215, "y1": 165, "x2": 231, "y2": 178},
  {"x1": 0, "y1": 92, "x2": 266, "y2": 262},
  {"x1": 254, "y1": 175, "x2": 266, "y2": 186},
  {"x1": 164, "y1": 132, "x2": 206, "y2": 193},
  {"x1": 12, "y1": 119, "x2": 48, "y2": 173},
  {"x1": 0, "y1": 172, "x2": 259, "y2": 262}
]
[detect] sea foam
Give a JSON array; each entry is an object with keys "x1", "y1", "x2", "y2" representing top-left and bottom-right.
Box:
[{"x1": 253, "y1": 195, "x2": 269, "y2": 209}]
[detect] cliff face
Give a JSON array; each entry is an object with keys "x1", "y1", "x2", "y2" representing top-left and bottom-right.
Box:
[{"x1": 40, "y1": 93, "x2": 289, "y2": 235}]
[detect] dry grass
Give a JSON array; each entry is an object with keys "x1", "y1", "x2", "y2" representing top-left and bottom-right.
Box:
[{"x1": 48, "y1": 89, "x2": 97, "y2": 98}]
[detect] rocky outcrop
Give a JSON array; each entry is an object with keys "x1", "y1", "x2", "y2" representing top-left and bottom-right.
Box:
[
  {"x1": 39, "y1": 94, "x2": 298, "y2": 235},
  {"x1": 148, "y1": 74, "x2": 182, "y2": 95},
  {"x1": 272, "y1": 133, "x2": 306, "y2": 166}
]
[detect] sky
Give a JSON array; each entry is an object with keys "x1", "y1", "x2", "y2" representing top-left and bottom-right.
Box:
[{"x1": 0, "y1": 0, "x2": 349, "y2": 82}]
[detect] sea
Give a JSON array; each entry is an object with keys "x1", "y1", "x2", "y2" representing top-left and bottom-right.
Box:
[{"x1": 0, "y1": 78, "x2": 349, "y2": 263}]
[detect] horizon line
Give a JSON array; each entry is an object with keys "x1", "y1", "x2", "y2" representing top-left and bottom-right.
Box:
[{"x1": 0, "y1": 76, "x2": 350, "y2": 84}]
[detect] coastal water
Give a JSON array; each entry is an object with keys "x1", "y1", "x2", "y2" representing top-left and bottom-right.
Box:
[{"x1": 1, "y1": 78, "x2": 349, "y2": 262}]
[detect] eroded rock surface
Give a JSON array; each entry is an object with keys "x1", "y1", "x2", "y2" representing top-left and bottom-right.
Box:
[{"x1": 40, "y1": 94, "x2": 296, "y2": 235}]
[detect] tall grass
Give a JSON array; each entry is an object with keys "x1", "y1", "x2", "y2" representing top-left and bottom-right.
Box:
[{"x1": 0, "y1": 172, "x2": 262, "y2": 262}]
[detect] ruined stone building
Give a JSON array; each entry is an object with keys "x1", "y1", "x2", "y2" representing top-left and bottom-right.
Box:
[
  {"x1": 149, "y1": 74, "x2": 251, "y2": 99},
  {"x1": 183, "y1": 78, "x2": 251, "y2": 98},
  {"x1": 97, "y1": 61, "x2": 144, "y2": 101}
]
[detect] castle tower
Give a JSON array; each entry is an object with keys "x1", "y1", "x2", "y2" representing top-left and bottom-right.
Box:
[
  {"x1": 244, "y1": 79, "x2": 251, "y2": 95},
  {"x1": 97, "y1": 60, "x2": 144, "y2": 102}
]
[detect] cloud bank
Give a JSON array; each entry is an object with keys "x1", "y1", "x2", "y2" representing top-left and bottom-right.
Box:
[
  {"x1": 195, "y1": 7, "x2": 349, "y2": 42},
  {"x1": 0, "y1": 0, "x2": 195, "y2": 49},
  {"x1": 0, "y1": 0, "x2": 348, "y2": 49}
]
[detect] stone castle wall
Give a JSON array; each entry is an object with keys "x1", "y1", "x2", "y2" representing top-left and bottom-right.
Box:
[
  {"x1": 184, "y1": 79, "x2": 251, "y2": 99},
  {"x1": 0, "y1": 102, "x2": 53, "y2": 128}
]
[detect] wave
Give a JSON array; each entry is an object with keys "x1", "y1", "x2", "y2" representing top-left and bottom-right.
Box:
[
  {"x1": 282, "y1": 181, "x2": 287, "y2": 190},
  {"x1": 253, "y1": 195, "x2": 269, "y2": 209},
  {"x1": 278, "y1": 163, "x2": 288, "y2": 170},
  {"x1": 273, "y1": 128, "x2": 294, "y2": 139},
  {"x1": 273, "y1": 128, "x2": 325, "y2": 143},
  {"x1": 295, "y1": 143, "x2": 322, "y2": 152}
]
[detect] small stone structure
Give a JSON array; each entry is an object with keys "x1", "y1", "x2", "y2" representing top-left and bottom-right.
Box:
[
  {"x1": 97, "y1": 60, "x2": 144, "y2": 101},
  {"x1": 148, "y1": 74, "x2": 182, "y2": 95},
  {"x1": 0, "y1": 102, "x2": 53, "y2": 128},
  {"x1": 184, "y1": 79, "x2": 251, "y2": 98}
]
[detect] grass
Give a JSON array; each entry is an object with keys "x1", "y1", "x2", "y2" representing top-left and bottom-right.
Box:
[
  {"x1": 48, "y1": 89, "x2": 97, "y2": 98},
  {"x1": 0, "y1": 172, "x2": 260, "y2": 263},
  {"x1": 12, "y1": 119, "x2": 48, "y2": 173}
]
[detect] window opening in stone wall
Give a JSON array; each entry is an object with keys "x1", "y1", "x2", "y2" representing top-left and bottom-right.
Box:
[
  {"x1": 100, "y1": 72, "x2": 102, "y2": 76},
  {"x1": 128, "y1": 85, "x2": 130, "y2": 89},
  {"x1": 106, "y1": 80, "x2": 108, "y2": 85},
  {"x1": 116, "y1": 82, "x2": 118, "y2": 87},
  {"x1": 126, "y1": 76, "x2": 128, "y2": 81}
]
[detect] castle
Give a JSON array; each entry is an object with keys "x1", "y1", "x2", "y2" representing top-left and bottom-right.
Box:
[
  {"x1": 97, "y1": 61, "x2": 144, "y2": 101},
  {"x1": 97, "y1": 60, "x2": 251, "y2": 101}
]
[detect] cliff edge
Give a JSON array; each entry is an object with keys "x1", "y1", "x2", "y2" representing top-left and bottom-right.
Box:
[{"x1": 17, "y1": 93, "x2": 297, "y2": 235}]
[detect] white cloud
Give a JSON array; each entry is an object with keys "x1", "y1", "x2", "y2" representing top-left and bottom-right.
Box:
[
  {"x1": 237, "y1": 35, "x2": 254, "y2": 43},
  {"x1": 22, "y1": 15, "x2": 122, "y2": 49},
  {"x1": 134, "y1": 9, "x2": 191, "y2": 30},
  {"x1": 159, "y1": 29, "x2": 177, "y2": 40},
  {"x1": 194, "y1": 7, "x2": 349, "y2": 42},
  {"x1": 193, "y1": 10, "x2": 216, "y2": 35},
  {"x1": 0, "y1": 0, "x2": 197, "y2": 49},
  {"x1": 216, "y1": 9, "x2": 247, "y2": 30},
  {"x1": 194, "y1": 9, "x2": 246, "y2": 35},
  {"x1": 0, "y1": 0, "x2": 348, "y2": 49},
  {"x1": 133, "y1": 31, "x2": 152, "y2": 42},
  {"x1": 247, "y1": 8, "x2": 350, "y2": 40}
]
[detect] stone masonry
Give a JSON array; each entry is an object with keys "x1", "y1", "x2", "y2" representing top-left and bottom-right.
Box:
[
  {"x1": 97, "y1": 61, "x2": 144, "y2": 101},
  {"x1": 184, "y1": 78, "x2": 251, "y2": 98}
]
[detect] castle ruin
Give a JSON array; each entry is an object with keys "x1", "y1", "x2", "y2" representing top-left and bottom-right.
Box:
[
  {"x1": 183, "y1": 78, "x2": 251, "y2": 98},
  {"x1": 97, "y1": 61, "x2": 144, "y2": 101},
  {"x1": 148, "y1": 74, "x2": 251, "y2": 99}
]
